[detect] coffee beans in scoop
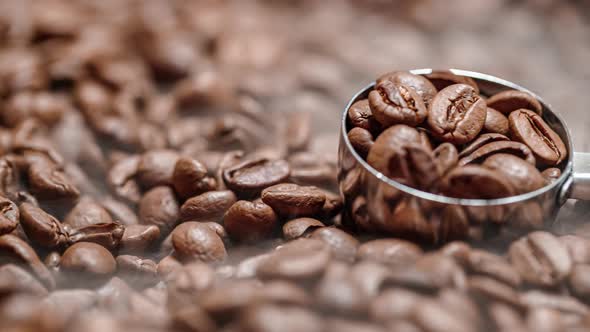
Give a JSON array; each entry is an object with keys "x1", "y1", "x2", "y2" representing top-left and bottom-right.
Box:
[{"x1": 349, "y1": 71, "x2": 567, "y2": 199}]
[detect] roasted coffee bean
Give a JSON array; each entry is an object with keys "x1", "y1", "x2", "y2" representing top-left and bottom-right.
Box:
[
  {"x1": 357, "y1": 239, "x2": 423, "y2": 266},
  {"x1": 68, "y1": 222, "x2": 125, "y2": 250},
  {"x1": 433, "y1": 143, "x2": 458, "y2": 175},
  {"x1": 520, "y1": 290, "x2": 589, "y2": 316},
  {"x1": 542, "y1": 167, "x2": 562, "y2": 182},
  {"x1": 508, "y1": 231, "x2": 572, "y2": 287},
  {"x1": 466, "y1": 249, "x2": 521, "y2": 287},
  {"x1": 171, "y1": 221, "x2": 227, "y2": 263},
  {"x1": 483, "y1": 153, "x2": 546, "y2": 194},
  {"x1": 137, "y1": 150, "x2": 179, "y2": 189},
  {"x1": 100, "y1": 196, "x2": 138, "y2": 226},
  {"x1": 458, "y1": 133, "x2": 510, "y2": 158},
  {"x1": 223, "y1": 200, "x2": 278, "y2": 243},
  {"x1": 314, "y1": 263, "x2": 368, "y2": 315},
  {"x1": 138, "y1": 186, "x2": 179, "y2": 234},
  {"x1": 288, "y1": 152, "x2": 337, "y2": 188},
  {"x1": 377, "y1": 71, "x2": 438, "y2": 106},
  {"x1": 509, "y1": 109, "x2": 567, "y2": 166},
  {"x1": 223, "y1": 158, "x2": 290, "y2": 197},
  {"x1": 180, "y1": 190, "x2": 237, "y2": 222},
  {"x1": 427, "y1": 84, "x2": 487, "y2": 144},
  {"x1": 64, "y1": 197, "x2": 113, "y2": 229},
  {"x1": 411, "y1": 298, "x2": 475, "y2": 332},
  {"x1": 415, "y1": 253, "x2": 466, "y2": 289},
  {"x1": 459, "y1": 140, "x2": 537, "y2": 167},
  {"x1": 369, "y1": 79, "x2": 427, "y2": 127},
  {"x1": 0, "y1": 234, "x2": 54, "y2": 289},
  {"x1": 0, "y1": 196, "x2": 19, "y2": 235},
  {"x1": 381, "y1": 198, "x2": 435, "y2": 243},
  {"x1": 257, "y1": 238, "x2": 331, "y2": 280},
  {"x1": 365, "y1": 125, "x2": 421, "y2": 175},
  {"x1": 486, "y1": 89, "x2": 543, "y2": 114},
  {"x1": 569, "y1": 264, "x2": 590, "y2": 298},
  {"x1": 107, "y1": 155, "x2": 142, "y2": 204},
  {"x1": 347, "y1": 99, "x2": 380, "y2": 133},
  {"x1": 261, "y1": 183, "x2": 326, "y2": 218},
  {"x1": 60, "y1": 242, "x2": 116, "y2": 283},
  {"x1": 116, "y1": 255, "x2": 158, "y2": 286},
  {"x1": 238, "y1": 303, "x2": 323, "y2": 332},
  {"x1": 309, "y1": 227, "x2": 359, "y2": 262},
  {"x1": 282, "y1": 218, "x2": 324, "y2": 240},
  {"x1": 172, "y1": 157, "x2": 215, "y2": 200},
  {"x1": 369, "y1": 288, "x2": 424, "y2": 322},
  {"x1": 439, "y1": 205, "x2": 470, "y2": 242},
  {"x1": 424, "y1": 70, "x2": 480, "y2": 94},
  {"x1": 19, "y1": 202, "x2": 69, "y2": 249},
  {"x1": 347, "y1": 127, "x2": 374, "y2": 159},
  {"x1": 483, "y1": 107, "x2": 509, "y2": 135},
  {"x1": 468, "y1": 276, "x2": 523, "y2": 308},
  {"x1": 27, "y1": 160, "x2": 80, "y2": 200},
  {"x1": 0, "y1": 264, "x2": 48, "y2": 296},
  {"x1": 387, "y1": 143, "x2": 440, "y2": 190},
  {"x1": 120, "y1": 224, "x2": 160, "y2": 254},
  {"x1": 443, "y1": 165, "x2": 515, "y2": 199},
  {"x1": 286, "y1": 111, "x2": 311, "y2": 152}
]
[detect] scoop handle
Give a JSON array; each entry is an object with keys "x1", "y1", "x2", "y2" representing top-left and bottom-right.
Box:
[{"x1": 571, "y1": 152, "x2": 590, "y2": 199}]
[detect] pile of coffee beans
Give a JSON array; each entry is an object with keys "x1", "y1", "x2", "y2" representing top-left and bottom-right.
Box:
[
  {"x1": 0, "y1": 1, "x2": 589, "y2": 332},
  {"x1": 347, "y1": 70, "x2": 567, "y2": 199}
]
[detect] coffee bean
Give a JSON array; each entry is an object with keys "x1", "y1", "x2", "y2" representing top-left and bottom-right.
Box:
[
  {"x1": 433, "y1": 143, "x2": 458, "y2": 175},
  {"x1": 261, "y1": 183, "x2": 326, "y2": 218},
  {"x1": 0, "y1": 264, "x2": 48, "y2": 296},
  {"x1": 257, "y1": 238, "x2": 331, "y2": 280},
  {"x1": 559, "y1": 235, "x2": 590, "y2": 264},
  {"x1": 427, "y1": 84, "x2": 486, "y2": 144},
  {"x1": 116, "y1": 255, "x2": 158, "y2": 286},
  {"x1": 157, "y1": 255, "x2": 183, "y2": 279},
  {"x1": 282, "y1": 218, "x2": 324, "y2": 240},
  {"x1": 347, "y1": 127, "x2": 374, "y2": 159},
  {"x1": 286, "y1": 111, "x2": 311, "y2": 152},
  {"x1": 67, "y1": 221, "x2": 125, "y2": 250},
  {"x1": 509, "y1": 109, "x2": 567, "y2": 166},
  {"x1": 171, "y1": 221, "x2": 227, "y2": 263},
  {"x1": 27, "y1": 159, "x2": 80, "y2": 201},
  {"x1": 415, "y1": 253, "x2": 466, "y2": 289},
  {"x1": 383, "y1": 198, "x2": 435, "y2": 243},
  {"x1": 179, "y1": 190, "x2": 237, "y2": 222},
  {"x1": 487, "y1": 89, "x2": 543, "y2": 114},
  {"x1": 19, "y1": 202, "x2": 69, "y2": 249},
  {"x1": 120, "y1": 224, "x2": 160, "y2": 254},
  {"x1": 508, "y1": 231, "x2": 572, "y2": 287},
  {"x1": 288, "y1": 152, "x2": 337, "y2": 188},
  {"x1": 483, "y1": 107, "x2": 509, "y2": 135},
  {"x1": 238, "y1": 303, "x2": 323, "y2": 332},
  {"x1": 60, "y1": 242, "x2": 116, "y2": 283},
  {"x1": 542, "y1": 167, "x2": 562, "y2": 182},
  {"x1": 138, "y1": 186, "x2": 179, "y2": 234},
  {"x1": 443, "y1": 165, "x2": 515, "y2": 199},
  {"x1": 483, "y1": 153, "x2": 546, "y2": 194},
  {"x1": 108, "y1": 155, "x2": 142, "y2": 204},
  {"x1": 222, "y1": 157, "x2": 290, "y2": 197},
  {"x1": 411, "y1": 298, "x2": 474, "y2": 332},
  {"x1": 357, "y1": 239, "x2": 423, "y2": 266},
  {"x1": 137, "y1": 150, "x2": 179, "y2": 189},
  {"x1": 0, "y1": 196, "x2": 19, "y2": 235},
  {"x1": 369, "y1": 288, "x2": 423, "y2": 322},
  {"x1": 569, "y1": 264, "x2": 590, "y2": 299},
  {"x1": 64, "y1": 197, "x2": 113, "y2": 229},
  {"x1": 172, "y1": 157, "x2": 215, "y2": 200},
  {"x1": 377, "y1": 71, "x2": 438, "y2": 106},
  {"x1": 314, "y1": 263, "x2": 368, "y2": 315},
  {"x1": 100, "y1": 196, "x2": 138, "y2": 226},
  {"x1": 466, "y1": 249, "x2": 521, "y2": 287},
  {"x1": 424, "y1": 70, "x2": 480, "y2": 94},
  {"x1": 369, "y1": 79, "x2": 427, "y2": 127},
  {"x1": 468, "y1": 276, "x2": 523, "y2": 308},
  {"x1": 309, "y1": 227, "x2": 359, "y2": 262},
  {"x1": 322, "y1": 190, "x2": 343, "y2": 219},
  {"x1": 347, "y1": 99, "x2": 380, "y2": 133},
  {"x1": 365, "y1": 125, "x2": 420, "y2": 175},
  {"x1": 439, "y1": 205, "x2": 469, "y2": 242},
  {"x1": 458, "y1": 133, "x2": 510, "y2": 158},
  {"x1": 388, "y1": 143, "x2": 441, "y2": 190},
  {"x1": 0, "y1": 234, "x2": 55, "y2": 289},
  {"x1": 223, "y1": 200, "x2": 278, "y2": 243},
  {"x1": 521, "y1": 290, "x2": 588, "y2": 316}
]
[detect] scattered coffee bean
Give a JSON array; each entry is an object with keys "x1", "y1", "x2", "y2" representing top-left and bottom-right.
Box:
[
  {"x1": 138, "y1": 186, "x2": 179, "y2": 234},
  {"x1": 171, "y1": 222, "x2": 227, "y2": 263},
  {"x1": 223, "y1": 200, "x2": 278, "y2": 243},
  {"x1": 223, "y1": 158, "x2": 290, "y2": 197},
  {"x1": 179, "y1": 190, "x2": 237, "y2": 222},
  {"x1": 261, "y1": 183, "x2": 326, "y2": 218},
  {"x1": 60, "y1": 242, "x2": 116, "y2": 284},
  {"x1": 282, "y1": 218, "x2": 325, "y2": 240}
]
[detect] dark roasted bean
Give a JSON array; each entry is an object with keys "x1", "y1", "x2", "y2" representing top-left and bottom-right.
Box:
[
  {"x1": 261, "y1": 183, "x2": 326, "y2": 218},
  {"x1": 223, "y1": 200, "x2": 278, "y2": 243},
  {"x1": 486, "y1": 89, "x2": 543, "y2": 114},
  {"x1": 171, "y1": 221, "x2": 227, "y2": 263},
  {"x1": 180, "y1": 190, "x2": 237, "y2": 222},
  {"x1": 223, "y1": 158, "x2": 290, "y2": 197},
  {"x1": 138, "y1": 186, "x2": 179, "y2": 234}
]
